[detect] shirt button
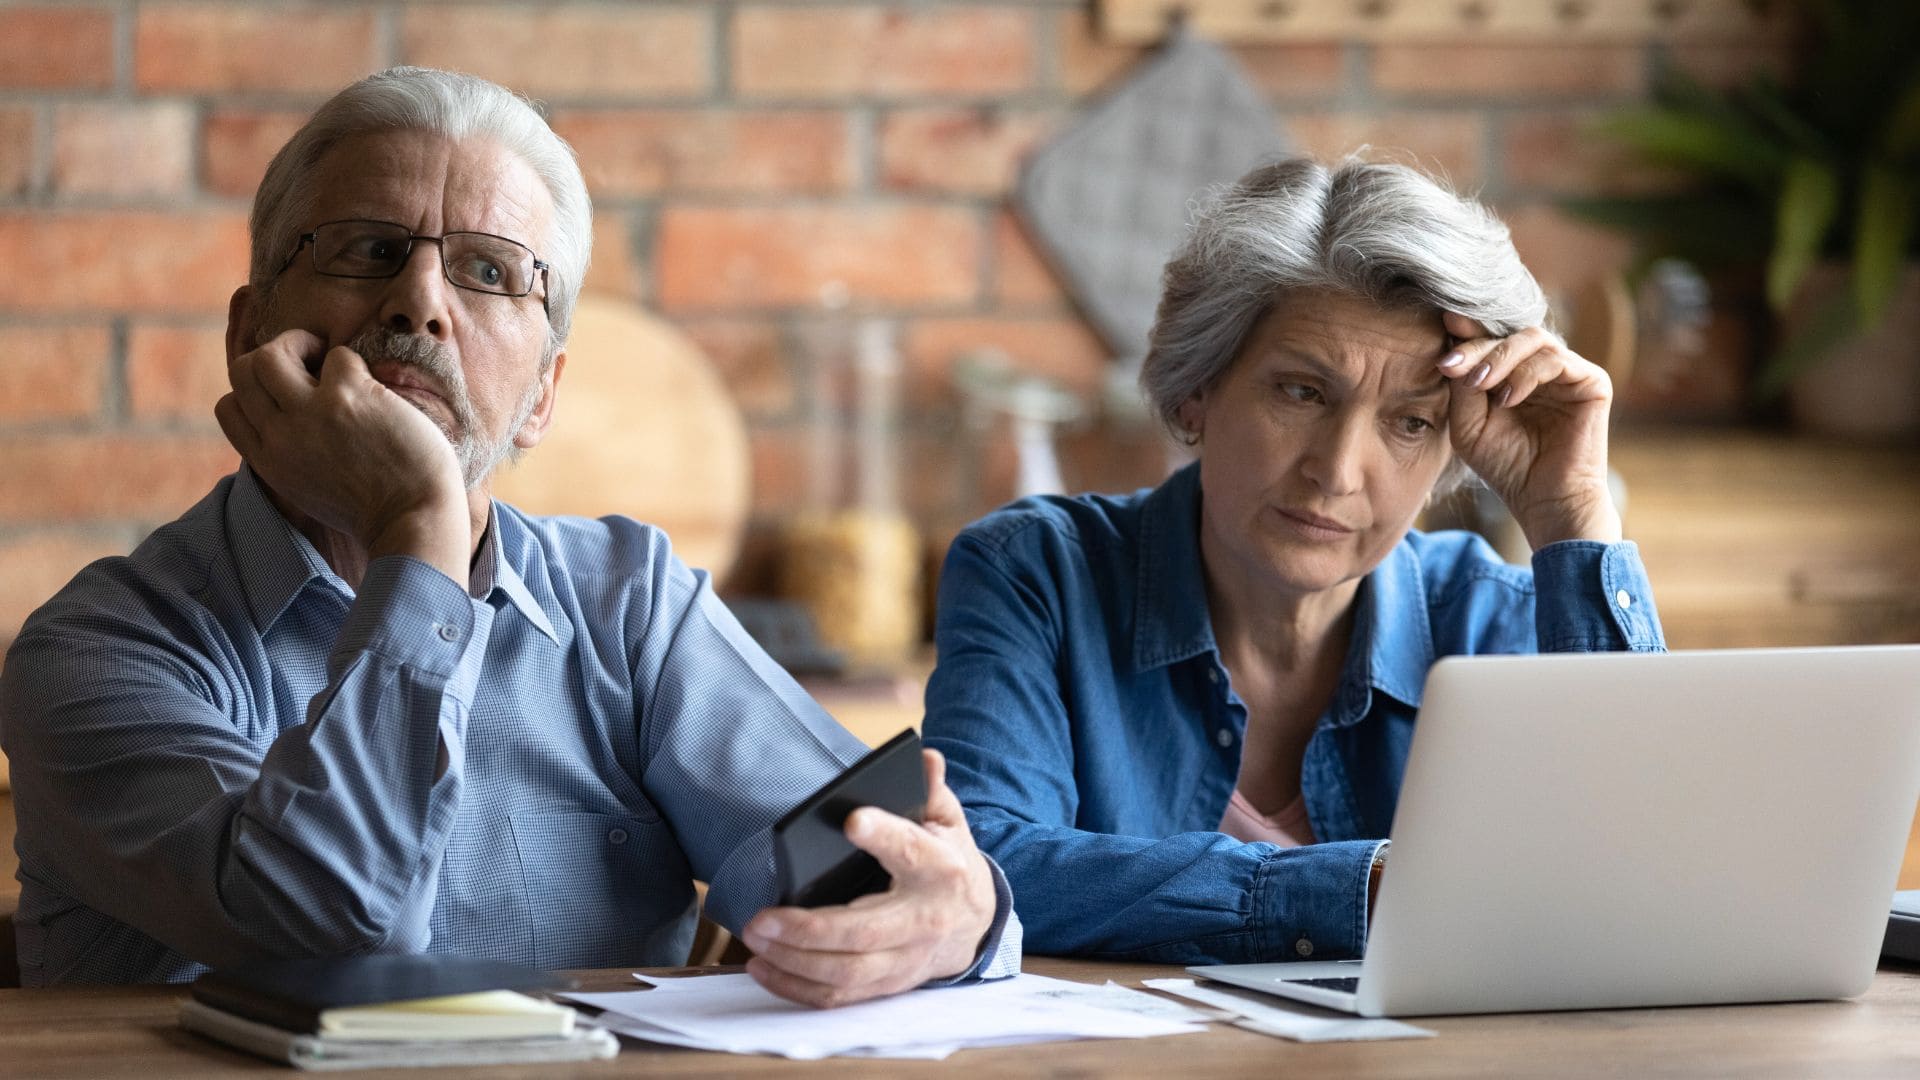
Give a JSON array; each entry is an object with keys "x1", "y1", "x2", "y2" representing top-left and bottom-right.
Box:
[
  {"x1": 1294, "y1": 937, "x2": 1314, "y2": 958},
  {"x1": 1615, "y1": 589, "x2": 1634, "y2": 610},
  {"x1": 1216, "y1": 728, "x2": 1234, "y2": 748},
  {"x1": 436, "y1": 622, "x2": 460, "y2": 642},
  {"x1": 607, "y1": 828, "x2": 628, "y2": 845},
  {"x1": 1207, "y1": 668, "x2": 1220, "y2": 685}
]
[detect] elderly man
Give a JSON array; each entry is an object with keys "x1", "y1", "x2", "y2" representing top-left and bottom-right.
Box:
[{"x1": 0, "y1": 67, "x2": 1017, "y2": 1003}]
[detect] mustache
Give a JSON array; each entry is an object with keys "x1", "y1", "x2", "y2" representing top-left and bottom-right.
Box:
[{"x1": 344, "y1": 325, "x2": 461, "y2": 390}]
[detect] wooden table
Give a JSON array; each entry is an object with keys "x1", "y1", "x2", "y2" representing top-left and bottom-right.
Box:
[{"x1": 4, "y1": 957, "x2": 1919, "y2": 1079}]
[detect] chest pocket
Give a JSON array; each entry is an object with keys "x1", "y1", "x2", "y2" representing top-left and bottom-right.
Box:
[{"x1": 508, "y1": 811, "x2": 698, "y2": 969}]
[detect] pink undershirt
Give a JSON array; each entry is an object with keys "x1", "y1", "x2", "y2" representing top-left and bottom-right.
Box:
[{"x1": 1218, "y1": 789, "x2": 1317, "y2": 848}]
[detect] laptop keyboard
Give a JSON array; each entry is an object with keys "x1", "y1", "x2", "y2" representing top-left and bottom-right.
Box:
[{"x1": 1286, "y1": 977, "x2": 1361, "y2": 993}]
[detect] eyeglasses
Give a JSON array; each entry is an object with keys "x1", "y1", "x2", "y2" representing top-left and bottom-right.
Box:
[{"x1": 277, "y1": 219, "x2": 550, "y2": 313}]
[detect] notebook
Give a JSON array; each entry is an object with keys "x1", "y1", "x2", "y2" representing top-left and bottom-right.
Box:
[
  {"x1": 1191, "y1": 646, "x2": 1920, "y2": 1017},
  {"x1": 181, "y1": 954, "x2": 614, "y2": 1070}
]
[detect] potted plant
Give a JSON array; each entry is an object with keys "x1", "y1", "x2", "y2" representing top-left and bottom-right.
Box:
[{"x1": 1569, "y1": 0, "x2": 1920, "y2": 438}]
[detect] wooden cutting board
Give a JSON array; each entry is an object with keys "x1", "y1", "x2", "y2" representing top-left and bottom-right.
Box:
[{"x1": 492, "y1": 295, "x2": 751, "y2": 582}]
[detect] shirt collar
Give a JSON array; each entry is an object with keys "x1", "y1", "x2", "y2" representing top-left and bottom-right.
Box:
[
  {"x1": 226, "y1": 464, "x2": 349, "y2": 634},
  {"x1": 1340, "y1": 539, "x2": 1434, "y2": 713},
  {"x1": 476, "y1": 504, "x2": 560, "y2": 644},
  {"x1": 226, "y1": 464, "x2": 556, "y2": 644},
  {"x1": 1130, "y1": 461, "x2": 1218, "y2": 672}
]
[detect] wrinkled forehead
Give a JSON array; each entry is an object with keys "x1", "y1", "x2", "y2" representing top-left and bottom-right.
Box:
[
  {"x1": 303, "y1": 129, "x2": 553, "y2": 252},
  {"x1": 1256, "y1": 290, "x2": 1451, "y2": 394}
]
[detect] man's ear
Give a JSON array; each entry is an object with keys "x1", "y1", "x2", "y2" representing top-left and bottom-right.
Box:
[
  {"x1": 226, "y1": 286, "x2": 257, "y2": 362},
  {"x1": 514, "y1": 348, "x2": 566, "y2": 450}
]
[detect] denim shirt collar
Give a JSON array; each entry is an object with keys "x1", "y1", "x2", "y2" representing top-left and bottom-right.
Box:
[
  {"x1": 1339, "y1": 541, "x2": 1434, "y2": 717},
  {"x1": 227, "y1": 464, "x2": 555, "y2": 642},
  {"x1": 1128, "y1": 460, "x2": 1435, "y2": 716},
  {"x1": 1130, "y1": 462, "x2": 1218, "y2": 673}
]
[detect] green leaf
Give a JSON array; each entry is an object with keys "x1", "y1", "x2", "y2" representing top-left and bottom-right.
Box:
[
  {"x1": 1755, "y1": 286, "x2": 1858, "y2": 401},
  {"x1": 1767, "y1": 157, "x2": 1841, "y2": 311},
  {"x1": 1588, "y1": 110, "x2": 1785, "y2": 191},
  {"x1": 1852, "y1": 166, "x2": 1916, "y2": 324}
]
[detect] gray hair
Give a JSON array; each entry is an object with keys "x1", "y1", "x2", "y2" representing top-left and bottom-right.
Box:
[
  {"x1": 1140, "y1": 157, "x2": 1549, "y2": 470},
  {"x1": 248, "y1": 66, "x2": 591, "y2": 351}
]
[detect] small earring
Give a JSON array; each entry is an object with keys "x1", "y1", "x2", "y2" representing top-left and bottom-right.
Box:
[{"x1": 1181, "y1": 427, "x2": 1201, "y2": 447}]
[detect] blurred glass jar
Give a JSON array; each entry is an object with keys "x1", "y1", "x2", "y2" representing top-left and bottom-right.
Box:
[{"x1": 776, "y1": 319, "x2": 922, "y2": 671}]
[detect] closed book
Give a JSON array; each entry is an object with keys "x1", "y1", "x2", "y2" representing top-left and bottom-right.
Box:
[
  {"x1": 178, "y1": 1000, "x2": 620, "y2": 1071},
  {"x1": 190, "y1": 954, "x2": 570, "y2": 1036}
]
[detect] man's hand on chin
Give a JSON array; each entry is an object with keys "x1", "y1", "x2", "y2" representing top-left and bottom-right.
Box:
[
  {"x1": 739, "y1": 748, "x2": 999, "y2": 1008},
  {"x1": 216, "y1": 328, "x2": 470, "y2": 583}
]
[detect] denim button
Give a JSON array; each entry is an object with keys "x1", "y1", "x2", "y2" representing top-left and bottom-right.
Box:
[
  {"x1": 607, "y1": 828, "x2": 628, "y2": 845},
  {"x1": 1215, "y1": 728, "x2": 1234, "y2": 748},
  {"x1": 1207, "y1": 667, "x2": 1220, "y2": 684},
  {"x1": 436, "y1": 623, "x2": 459, "y2": 642},
  {"x1": 1294, "y1": 937, "x2": 1314, "y2": 958},
  {"x1": 1615, "y1": 589, "x2": 1633, "y2": 609}
]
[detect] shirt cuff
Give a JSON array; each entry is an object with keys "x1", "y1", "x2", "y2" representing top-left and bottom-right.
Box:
[
  {"x1": 1255, "y1": 839, "x2": 1381, "y2": 961},
  {"x1": 921, "y1": 853, "x2": 1023, "y2": 986},
  {"x1": 1531, "y1": 540, "x2": 1666, "y2": 653},
  {"x1": 332, "y1": 554, "x2": 498, "y2": 713}
]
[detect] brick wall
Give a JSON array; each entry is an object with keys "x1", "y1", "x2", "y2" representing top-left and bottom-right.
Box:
[{"x1": 0, "y1": 0, "x2": 1792, "y2": 647}]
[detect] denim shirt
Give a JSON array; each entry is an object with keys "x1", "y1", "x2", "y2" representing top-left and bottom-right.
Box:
[{"x1": 923, "y1": 462, "x2": 1664, "y2": 965}]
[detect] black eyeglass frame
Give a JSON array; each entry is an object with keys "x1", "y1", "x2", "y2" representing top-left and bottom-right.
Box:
[{"x1": 275, "y1": 219, "x2": 552, "y2": 316}]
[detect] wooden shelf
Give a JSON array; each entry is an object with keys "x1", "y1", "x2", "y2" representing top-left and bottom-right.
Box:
[{"x1": 1098, "y1": 0, "x2": 1794, "y2": 44}]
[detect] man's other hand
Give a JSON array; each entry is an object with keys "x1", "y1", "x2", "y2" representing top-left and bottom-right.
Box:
[{"x1": 740, "y1": 748, "x2": 998, "y2": 1008}]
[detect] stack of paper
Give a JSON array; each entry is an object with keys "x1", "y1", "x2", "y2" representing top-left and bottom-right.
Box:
[{"x1": 565, "y1": 973, "x2": 1211, "y2": 1060}]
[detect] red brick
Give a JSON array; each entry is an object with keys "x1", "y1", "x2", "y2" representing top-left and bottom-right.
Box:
[
  {"x1": 901, "y1": 316, "x2": 1109, "y2": 409},
  {"x1": 0, "y1": 530, "x2": 130, "y2": 641},
  {"x1": 553, "y1": 110, "x2": 852, "y2": 197},
  {"x1": 656, "y1": 206, "x2": 982, "y2": 310},
  {"x1": 1057, "y1": 9, "x2": 1143, "y2": 97},
  {"x1": 1501, "y1": 109, "x2": 1690, "y2": 197},
  {"x1": 1371, "y1": 42, "x2": 1646, "y2": 98},
  {"x1": 0, "y1": 108, "x2": 34, "y2": 198},
  {"x1": 733, "y1": 6, "x2": 1035, "y2": 98},
  {"x1": 879, "y1": 108, "x2": 1057, "y2": 196},
  {"x1": 1230, "y1": 43, "x2": 1347, "y2": 100},
  {"x1": 0, "y1": 324, "x2": 110, "y2": 422},
  {"x1": 1501, "y1": 201, "x2": 1634, "y2": 300},
  {"x1": 1285, "y1": 109, "x2": 1486, "y2": 188},
  {"x1": 0, "y1": 433, "x2": 237, "y2": 521},
  {"x1": 581, "y1": 208, "x2": 646, "y2": 305},
  {"x1": 0, "y1": 6, "x2": 115, "y2": 90},
  {"x1": 0, "y1": 212, "x2": 249, "y2": 315},
  {"x1": 127, "y1": 322, "x2": 228, "y2": 422},
  {"x1": 52, "y1": 103, "x2": 195, "y2": 199},
  {"x1": 675, "y1": 318, "x2": 795, "y2": 419},
  {"x1": 136, "y1": 4, "x2": 377, "y2": 93},
  {"x1": 402, "y1": 6, "x2": 710, "y2": 99},
  {"x1": 993, "y1": 212, "x2": 1069, "y2": 308},
  {"x1": 202, "y1": 110, "x2": 307, "y2": 200}
]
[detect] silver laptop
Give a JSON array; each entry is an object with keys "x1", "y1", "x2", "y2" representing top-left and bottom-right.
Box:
[{"x1": 1191, "y1": 646, "x2": 1920, "y2": 1017}]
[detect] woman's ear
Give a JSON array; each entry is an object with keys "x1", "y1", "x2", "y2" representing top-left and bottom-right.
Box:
[{"x1": 1175, "y1": 392, "x2": 1206, "y2": 446}]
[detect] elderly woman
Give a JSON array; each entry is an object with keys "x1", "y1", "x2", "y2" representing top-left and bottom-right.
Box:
[{"x1": 921, "y1": 157, "x2": 1666, "y2": 965}]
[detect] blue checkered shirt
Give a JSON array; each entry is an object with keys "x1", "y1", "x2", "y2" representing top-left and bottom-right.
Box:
[{"x1": 1, "y1": 466, "x2": 1019, "y2": 985}]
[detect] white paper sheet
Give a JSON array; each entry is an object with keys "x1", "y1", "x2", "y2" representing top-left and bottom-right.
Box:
[
  {"x1": 1142, "y1": 978, "x2": 1434, "y2": 1042},
  {"x1": 561, "y1": 973, "x2": 1207, "y2": 1060}
]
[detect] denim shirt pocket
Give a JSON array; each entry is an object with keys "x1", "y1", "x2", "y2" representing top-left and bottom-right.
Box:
[{"x1": 508, "y1": 810, "x2": 698, "y2": 969}]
